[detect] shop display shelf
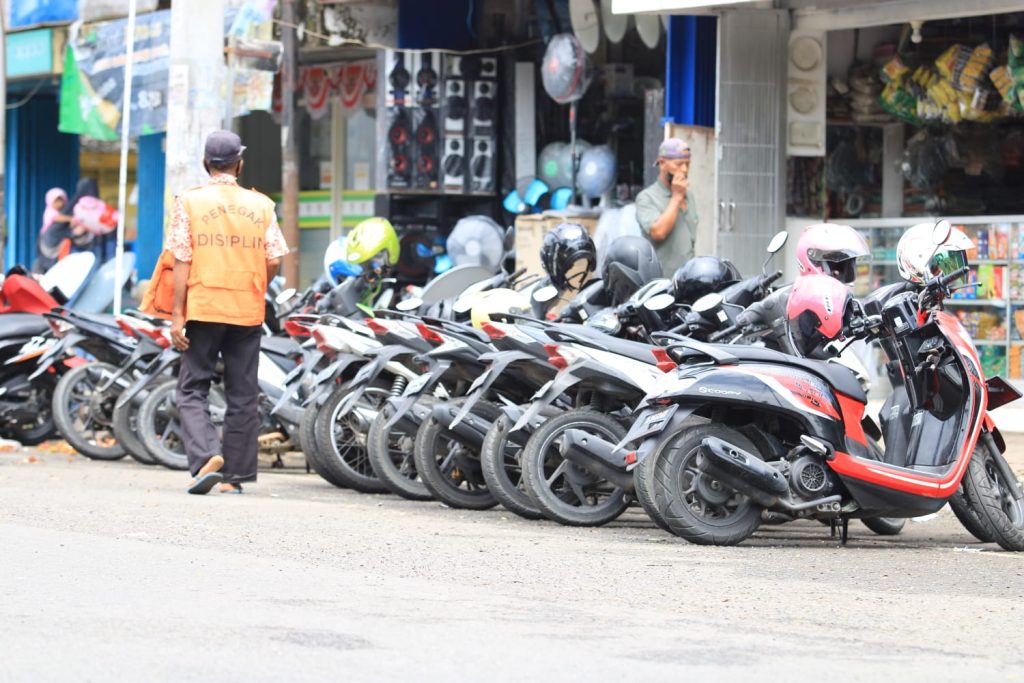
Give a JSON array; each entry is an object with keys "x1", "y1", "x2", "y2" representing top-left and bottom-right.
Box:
[{"x1": 945, "y1": 299, "x2": 1006, "y2": 306}]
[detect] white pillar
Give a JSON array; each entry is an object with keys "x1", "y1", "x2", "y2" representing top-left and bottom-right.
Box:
[{"x1": 164, "y1": 0, "x2": 226, "y2": 198}]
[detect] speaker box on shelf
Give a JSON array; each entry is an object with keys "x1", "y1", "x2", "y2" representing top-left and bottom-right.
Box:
[
  {"x1": 469, "y1": 136, "x2": 494, "y2": 194},
  {"x1": 414, "y1": 109, "x2": 439, "y2": 190},
  {"x1": 469, "y1": 80, "x2": 496, "y2": 137},
  {"x1": 386, "y1": 108, "x2": 413, "y2": 189},
  {"x1": 442, "y1": 135, "x2": 466, "y2": 193}
]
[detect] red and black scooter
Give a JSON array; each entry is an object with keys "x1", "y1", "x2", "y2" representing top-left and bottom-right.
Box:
[{"x1": 622, "y1": 225, "x2": 1024, "y2": 549}]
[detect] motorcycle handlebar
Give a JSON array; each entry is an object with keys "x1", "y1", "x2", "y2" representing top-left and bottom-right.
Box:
[
  {"x1": 708, "y1": 324, "x2": 740, "y2": 343},
  {"x1": 940, "y1": 266, "x2": 970, "y2": 288},
  {"x1": 761, "y1": 270, "x2": 783, "y2": 288}
]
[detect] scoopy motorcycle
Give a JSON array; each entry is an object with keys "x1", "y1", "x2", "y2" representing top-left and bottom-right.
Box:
[{"x1": 623, "y1": 222, "x2": 1024, "y2": 548}]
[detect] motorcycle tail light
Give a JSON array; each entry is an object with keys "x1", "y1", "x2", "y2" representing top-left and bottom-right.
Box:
[
  {"x1": 365, "y1": 318, "x2": 389, "y2": 336},
  {"x1": 311, "y1": 328, "x2": 334, "y2": 355},
  {"x1": 139, "y1": 328, "x2": 171, "y2": 349},
  {"x1": 416, "y1": 323, "x2": 445, "y2": 345},
  {"x1": 624, "y1": 452, "x2": 637, "y2": 466},
  {"x1": 544, "y1": 344, "x2": 569, "y2": 370},
  {"x1": 115, "y1": 318, "x2": 140, "y2": 338},
  {"x1": 651, "y1": 348, "x2": 677, "y2": 373},
  {"x1": 480, "y1": 322, "x2": 506, "y2": 340},
  {"x1": 284, "y1": 318, "x2": 312, "y2": 339}
]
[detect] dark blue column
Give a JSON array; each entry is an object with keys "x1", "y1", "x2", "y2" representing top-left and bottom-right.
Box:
[
  {"x1": 135, "y1": 132, "x2": 166, "y2": 279},
  {"x1": 398, "y1": 0, "x2": 476, "y2": 49},
  {"x1": 4, "y1": 93, "x2": 79, "y2": 269},
  {"x1": 664, "y1": 15, "x2": 717, "y2": 128}
]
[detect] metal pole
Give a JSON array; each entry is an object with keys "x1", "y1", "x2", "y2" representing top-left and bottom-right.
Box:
[
  {"x1": 0, "y1": 8, "x2": 7, "y2": 261},
  {"x1": 280, "y1": 0, "x2": 299, "y2": 287},
  {"x1": 113, "y1": 0, "x2": 138, "y2": 315}
]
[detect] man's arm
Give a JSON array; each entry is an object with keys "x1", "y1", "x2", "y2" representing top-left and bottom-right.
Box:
[
  {"x1": 647, "y1": 196, "x2": 685, "y2": 242},
  {"x1": 171, "y1": 259, "x2": 191, "y2": 351}
]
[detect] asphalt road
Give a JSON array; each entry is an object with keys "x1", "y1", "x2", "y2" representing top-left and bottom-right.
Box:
[{"x1": 2, "y1": 449, "x2": 1023, "y2": 682}]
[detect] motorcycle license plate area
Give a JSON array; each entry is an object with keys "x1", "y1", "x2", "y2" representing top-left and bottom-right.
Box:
[
  {"x1": 624, "y1": 404, "x2": 678, "y2": 443},
  {"x1": 402, "y1": 372, "x2": 432, "y2": 397}
]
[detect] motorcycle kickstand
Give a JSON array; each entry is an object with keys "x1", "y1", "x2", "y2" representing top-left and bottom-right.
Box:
[{"x1": 829, "y1": 518, "x2": 850, "y2": 546}]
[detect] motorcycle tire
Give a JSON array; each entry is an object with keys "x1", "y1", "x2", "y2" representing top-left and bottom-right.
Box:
[
  {"x1": 138, "y1": 381, "x2": 226, "y2": 470},
  {"x1": 948, "y1": 487, "x2": 996, "y2": 543},
  {"x1": 52, "y1": 362, "x2": 125, "y2": 460},
  {"x1": 480, "y1": 413, "x2": 543, "y2": 520},
  {"x1": 959, "y1": 438, "x2": 1024, "y2": 551},
  {"x1": 652, "y1": 422, "x2": 763, "y2": 545},
  {"x1": 300, "y1": 401, "x2": 348, "y2": 489},
  {"x1": 367, "y1": 400, "x2": 433, "y2": 501},
  {"x1": 413, "y1": 398, "x2": 499, "y2": 510},
  {"x1": 312, "y1": 384, "x2": 389, "y2": 493},
  {"x1": 112, "y1": 393, "x2": 160, "y2": 465},
  {"x1": 633, "y1": 416, "x2": 712, "y2": 534},
  {"x1": 2, "y1": 371, "x2": 58, "y2": 446},
  {"x1": 521, "y1": 409, "x2": 629, "y2": 527},
  {"x1": 860, "y1": 517, "x2": 906, "y2": 536}
]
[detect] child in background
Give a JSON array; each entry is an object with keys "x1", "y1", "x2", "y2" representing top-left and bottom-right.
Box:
[{"x1": 33, "y1": 187, "x2": 73, "y2": 273}]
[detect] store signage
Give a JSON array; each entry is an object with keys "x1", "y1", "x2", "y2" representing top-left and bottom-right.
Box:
[
  {"x1": 7, "y1": 29, "x2": 55, "y2": 79},
  {"x1": 58, "y1": 10, "x2": 172, "y2": 140}
]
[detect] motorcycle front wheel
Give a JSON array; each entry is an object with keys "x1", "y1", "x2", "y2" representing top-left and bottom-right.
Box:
[
  {"x1": 960, "y1": 437, "x2": 1024, "y2": 551},
  {"x1": 138, "y1": 381, "x2": 226, "y2": 470},
  {"x1": 521, "y1": 408, "x2": 629, "y2": 527},
  {"x1": 413, "y1": 398, "x2": 498, "y2": 510}
]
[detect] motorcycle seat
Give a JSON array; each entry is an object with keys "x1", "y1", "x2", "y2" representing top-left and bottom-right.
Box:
[
  {"x1": 723, "y1": 345, "x2": 866, "y2": 403},
  {"x1": 260, "y1": 335, "x2": 301, "y2": 357},
  {"x1": 0, "y1": 313, "x2": 49, "y2": 339},
  {"x1": 552, "y1": 324, "x2": 656, "y2": 365}
]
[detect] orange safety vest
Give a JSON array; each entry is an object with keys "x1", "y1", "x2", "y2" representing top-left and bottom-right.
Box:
[{"x1": 180, "y1": 183, "x2": 276, "y2": 327}]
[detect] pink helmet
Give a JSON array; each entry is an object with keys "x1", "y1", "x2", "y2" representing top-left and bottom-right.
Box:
[
  {"x1": 786, "y1": 273, "x2": 852, "y2": 357},
  {"x1": 795, "y1": 223, "x2": 870, "y2": 284}
]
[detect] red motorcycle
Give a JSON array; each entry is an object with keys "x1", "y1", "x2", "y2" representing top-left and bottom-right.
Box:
[{"x1": 625, "y1": 222, "x2": 1024, "y2": 549}]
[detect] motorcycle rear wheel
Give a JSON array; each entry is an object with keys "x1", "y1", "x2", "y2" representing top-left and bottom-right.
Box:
[
  {"x1": 111, "y1": 381, "x2": 169, "y2": 466},
  {"x1": 521, "y1": 409, "x2": 629, "y2": 527},
  {"x1": 52, "y1": 362, "x2": 125, "y2": 460},
  {"x1": 312, "y1": 384, "x2": 388, "y2": 493},
  {"x1": 652, "y1": 423, "x2": 763, "y2": 545},
  {"x1": 2, "y1": 371, "x2": 57, "y2": 445},
  {"x1": 960, "y1": 438, "x2": 1024, "y2": 551},
  {"x1": 633, "y1": 417, "x2": 714, "y2": 534},
  {"x1": 300, "y1": 401, "x2": 348, "y2": 489},
  {"x1": 138, "y1": 381, "x2": 226, "y2": 470},
  {"x1": 480, "y1": 413, "x2": 544, "y2": 520},
  {"x1": 367, "y1": 400, "x2": 433, "y2": 501},
  {"x1": 414, "y1": 398, "x2": 499, "y2": 510}
]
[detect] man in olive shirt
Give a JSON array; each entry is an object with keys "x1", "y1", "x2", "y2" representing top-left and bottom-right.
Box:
[{"x1": 635, "y1": 138, "x2": 697, "y2": 274}]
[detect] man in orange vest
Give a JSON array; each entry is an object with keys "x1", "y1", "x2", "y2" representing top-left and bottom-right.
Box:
[{"x1": 167, "y1": 130, "x2": 289, "y2": 494}]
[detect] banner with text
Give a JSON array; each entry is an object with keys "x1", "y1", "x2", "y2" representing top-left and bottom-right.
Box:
[{"x1": 58, "y1": 9, "x2": 171, "y2": 140}]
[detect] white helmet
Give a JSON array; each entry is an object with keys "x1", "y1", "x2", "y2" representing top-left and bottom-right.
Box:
[{"x1": 896, "y1": 220, "x2": 973, "y2": 284}]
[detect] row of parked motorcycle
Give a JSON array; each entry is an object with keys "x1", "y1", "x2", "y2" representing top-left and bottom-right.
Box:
[{"x1": 5, "y1": 216, "x2": 1023, "y2": 550}]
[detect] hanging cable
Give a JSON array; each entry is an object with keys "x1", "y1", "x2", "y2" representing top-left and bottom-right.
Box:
[{"x1": 5, "y1": 80, "x2": 46, "y2": 110}]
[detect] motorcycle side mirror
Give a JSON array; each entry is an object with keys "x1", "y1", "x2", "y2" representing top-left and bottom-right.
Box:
[
  {"x1": 533, "y1": 284, "x2": 559, "y2": 304},
  {"x1": 692, "y1": 292, "x2": 723, "y2": 315},
  {"x1": 274, "y1": 288, "x2": 297, "y2": 305},
  {"x1": 503, "y1": 225, "x2": 515, "y2": 251},
  {"x1": 932, "y1": 219, "x2": 952, "y2": 245},
  {"x1": 452, "y1": 297, "x2": 473, "y2": 314},
  {"x1": 395, "y1": 297, "x2": 423, "y2": 312},
  {"x1": 644, "y1": 292, "x2": 676, "y2": 312},
  {"x1": 767, "y1": 230, "x2": 788, "y2": 254},
  {"x1": 762, "y1": 230, "x2": 788, "y2": 275}
]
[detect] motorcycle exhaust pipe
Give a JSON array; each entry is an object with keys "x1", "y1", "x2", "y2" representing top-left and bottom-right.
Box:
[
  {"x1": 558, "y1": 429, "x2": 634, "y2": 490},
  {"x1": 433, "y1": 402, "x2": 490, "y2": 449},
  {"x1": 697, "y1": 436, "x2": 790, "y2": 507}
]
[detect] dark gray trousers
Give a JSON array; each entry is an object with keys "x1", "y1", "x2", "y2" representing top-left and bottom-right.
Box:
[{"x1": 178, "y1": 321, "x2": 262, "y2": 484}]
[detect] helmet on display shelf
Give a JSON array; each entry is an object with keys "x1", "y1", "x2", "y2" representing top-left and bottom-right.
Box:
[
  {"x1": 601, "y1": 235, "x2": 662, "y2": 306},
  {"x1": 540, "y1": 222, "x2": 596, "y2": 292},
  {"x1": 795, "y1": 222, "x2": 870, "y2": 284},
  {"x1": 786, "y1": 273, "x2": 853, "y2": 358},
  {"x1": 896, "y1": 220, "x2": 973, "y2": 285},
  {"x1": 671, "y1": 256, "x2": 741, "y2": 305}
]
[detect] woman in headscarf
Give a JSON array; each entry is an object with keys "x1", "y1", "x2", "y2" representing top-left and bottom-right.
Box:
[{"x1": 33, "y1": 187, "x2": 73, "y2": 273}]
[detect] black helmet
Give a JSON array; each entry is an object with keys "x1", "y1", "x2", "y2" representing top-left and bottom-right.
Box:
[
  {"x1": 672, "y1": 256, "x2": 742, "y2": 304},
  {"x1": 601, "y1": 235, "x2": 662, "y2": 306},
  {"x1": 541, "y1": 222, "x2": 596, "y2": 291}
]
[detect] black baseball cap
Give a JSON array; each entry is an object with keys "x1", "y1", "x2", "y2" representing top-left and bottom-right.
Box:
[{"x1": 204, "y1": 130, "x2": 246, "y2": 164}]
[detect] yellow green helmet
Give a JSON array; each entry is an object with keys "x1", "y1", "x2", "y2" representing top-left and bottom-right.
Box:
[
  {"x1": 346, "y1": 217, "x2": 400, "y2": 266},
  {"x1": 469, "y1": 288, "x2": 532, "y2": 329}
]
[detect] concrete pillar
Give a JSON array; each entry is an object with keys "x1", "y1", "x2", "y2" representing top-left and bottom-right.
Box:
[{"x1": 164, "y1": 0, "x2": 226, "y2": 199}]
